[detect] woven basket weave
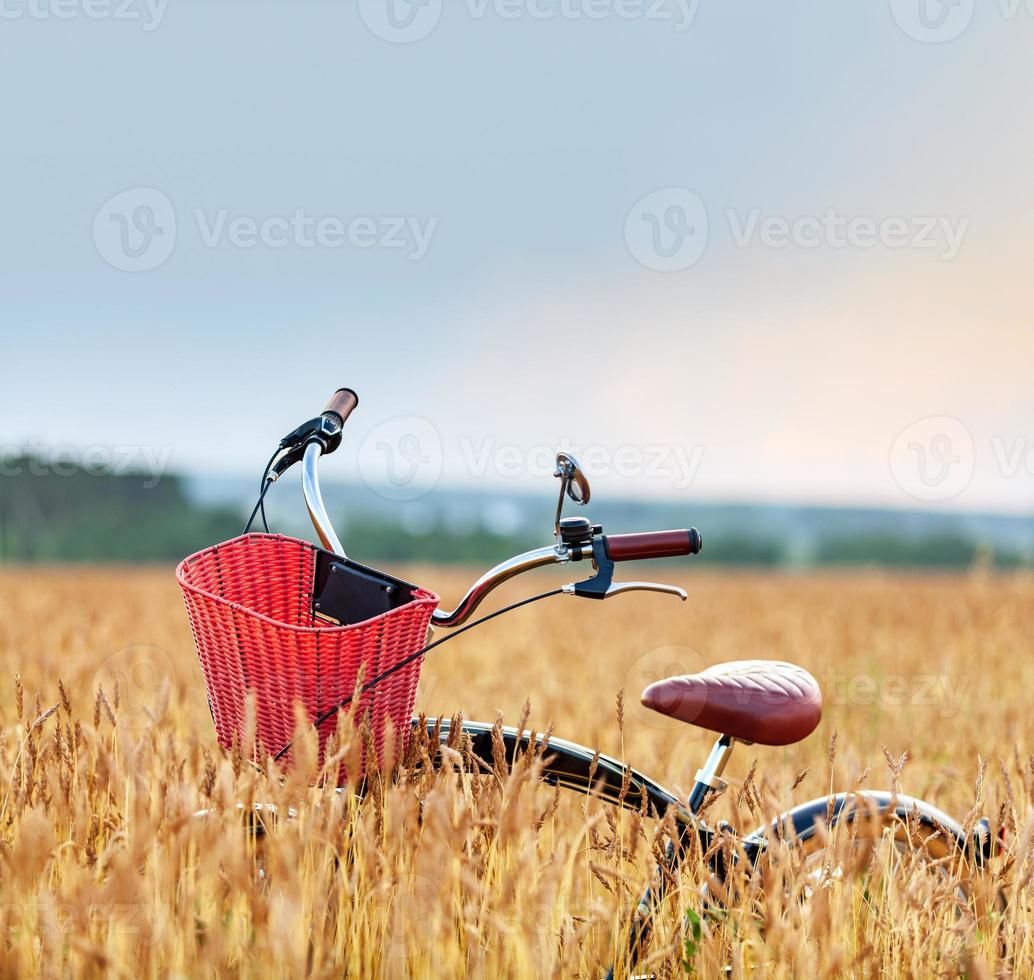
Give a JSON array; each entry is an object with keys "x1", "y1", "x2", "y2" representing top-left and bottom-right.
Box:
[{"x1": 176, "y1": 533, "x2": 438, "y2": 782}]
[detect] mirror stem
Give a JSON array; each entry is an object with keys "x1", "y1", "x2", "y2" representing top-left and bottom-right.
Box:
[{"x1": 554, "y1": 473, "x2": 570, "y2": 538}]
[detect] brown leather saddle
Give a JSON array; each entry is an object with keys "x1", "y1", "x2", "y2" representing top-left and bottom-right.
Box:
[{"x1": 640, "y1": 660, "x2": 822, "y2": 746}]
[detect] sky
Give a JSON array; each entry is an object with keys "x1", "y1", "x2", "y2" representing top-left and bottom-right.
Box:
[{"x1": 2, "y1": 0, "x2": 1032, "y2": 513}]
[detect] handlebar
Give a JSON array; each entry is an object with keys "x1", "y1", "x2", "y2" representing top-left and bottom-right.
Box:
[
  {"x1": 290, "y1": 389, "x2": 702, "y2": 626},
  {"x1": 433, "y1": 528, "x2": 702, "y2": 626},
  {"x1": 604, "y1": 529, "x2": 702, "y2": 562}
]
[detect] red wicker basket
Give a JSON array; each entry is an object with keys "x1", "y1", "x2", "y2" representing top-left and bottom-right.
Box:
[{"x1": 176, "y1": 533, "x2": 438, "y2": 782}]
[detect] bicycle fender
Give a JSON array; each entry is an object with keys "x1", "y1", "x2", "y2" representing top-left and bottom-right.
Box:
[{"x1": 746, "y1": 791, "x2": 992, "y2": 866}]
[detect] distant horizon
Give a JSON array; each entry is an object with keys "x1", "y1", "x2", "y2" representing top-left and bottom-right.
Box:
[
  {"x1": 183, "y1": 467, "x2": 1034, "y2": 521},
  {"x1": 6, "y1": 437, "x2": 1032, "y2": 518}
]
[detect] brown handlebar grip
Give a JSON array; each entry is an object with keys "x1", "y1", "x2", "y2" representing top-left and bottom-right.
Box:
[
  {"x1": 323, "y1": 388, "x2": 359, "y2": 426},
  {"x1": 604, "y1": 528, "x2": 702, "y2": 562}
]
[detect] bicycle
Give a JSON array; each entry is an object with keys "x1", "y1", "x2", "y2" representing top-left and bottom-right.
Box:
[{"x1": 177, "y1": 388, "x2": 1002, "y2": 977}]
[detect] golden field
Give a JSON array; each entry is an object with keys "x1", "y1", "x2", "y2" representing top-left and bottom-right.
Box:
[{"x1": 1, "y1": 563, "x2": 1034, "y2": 978}]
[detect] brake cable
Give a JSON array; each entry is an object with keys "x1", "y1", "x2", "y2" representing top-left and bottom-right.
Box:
[
  {"x1": 243, "y1": 446, "x2": 282, "y2": 535},
  {"x1": 272, "y1": 587, "x2": 564, "y2": 763}
]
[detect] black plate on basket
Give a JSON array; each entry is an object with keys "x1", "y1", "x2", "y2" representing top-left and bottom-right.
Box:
[{"x1": 311, "y1": 549, "x2": 422, "y2": 626}]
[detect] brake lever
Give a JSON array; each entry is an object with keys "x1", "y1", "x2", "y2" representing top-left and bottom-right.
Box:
[
  {"x1": 562, "y1": 580, "x2": 687, "y2": 601},
  {"x1": 562, "y1": 539, "x2": 687, "y2": 602},
  {"x1": 608, "y1": 581, "x2": 686, "y2": 601},
  {"x1": 267, "y1": 414, "x2": 345, "y2": 482}
]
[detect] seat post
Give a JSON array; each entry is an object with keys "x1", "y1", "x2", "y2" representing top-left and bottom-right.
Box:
[{"x1": 688, "y1": 734, "x2": 735, "y2": 815}]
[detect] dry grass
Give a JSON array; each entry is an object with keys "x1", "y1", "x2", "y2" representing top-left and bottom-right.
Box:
[{"x1": 1, "y1": 563, "x2": 1033, "y2": 977}]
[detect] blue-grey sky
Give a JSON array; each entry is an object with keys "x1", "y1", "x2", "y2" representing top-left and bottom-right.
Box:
[{"x1": 2, "y1": 1, "x2": 1032, "y2": 512}]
